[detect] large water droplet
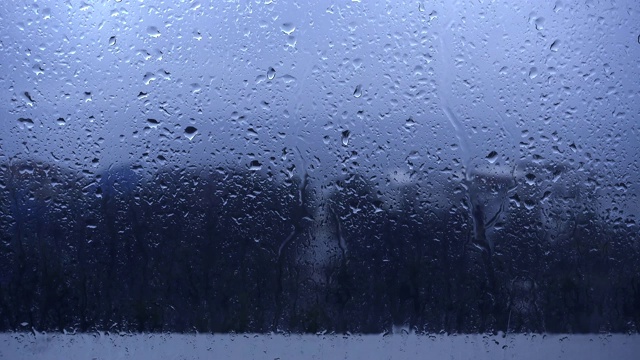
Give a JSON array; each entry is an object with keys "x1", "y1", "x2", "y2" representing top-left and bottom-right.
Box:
[
  {"x1": 341, "y1": 130, "x2": 350, "y2": 146},
  {"x1": 249, "y1": 160, "x2": 262, "y2": 171},
  {"x1": 486, "y1": 151, "x2": 498, "y2": 163},
  {"x1": 525, "y1": 173, "x2": 536, "y2": 185},
  {"x1": 528, "y1": 67, "x2": 538, "y2": 79},
  {"x1": 285, "y1": 36, "x2": 297, "y2": 48},
  {"x1": 353, "y1": 85, "x2": 362, "y2": 98},
  {"x1": 147, "y1": 26, "x2": 161, "y2": 38},
  {"x1": 184, "y1": 126, "x2": 198, "y2": 140},
  {"x1": 32, "y1": 63, "x2": 44, "y2": 75},
  {"x1": 405, "y1": 117, "x2": 416, "y2": 128},
  {"x1": 23, "y1": 91, "x2": 34, "y2": 105},
  {"x1": 280, "y1": 23, "x2": 295, "y2": 35},
  {"x1": 109, "y1": 36, "x2": 116, "y2": 46},
  {"x1": 352, "y1": 58, "x2": 363, "y2": 69},
  {"x1": 143, "y1": 72, "x2": 156, "y2": 85},
  {"x1": 18, "y1": 118, "x2": 34, "y2": 129},
  {"x1": 267, "y1": 67, "x2": 276, "y2": 80},
  {"x1": 147, "y1": 118, "x2": 160, "y2": 129},
  {"x1": 550, "y1": 39, "x2": 560, "y2": 52},
  {"x1": 281, "y1": 74, "x2": 296, "y2": 84}
]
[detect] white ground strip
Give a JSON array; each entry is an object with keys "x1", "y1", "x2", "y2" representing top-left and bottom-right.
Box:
[{"x1": 1, "y1": 333, "x2": 638, "y2": 360}]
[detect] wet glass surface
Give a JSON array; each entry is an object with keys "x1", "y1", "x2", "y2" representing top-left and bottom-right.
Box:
[{"x1": 0, "y1": 1, "x2": 639, "y2": 335}]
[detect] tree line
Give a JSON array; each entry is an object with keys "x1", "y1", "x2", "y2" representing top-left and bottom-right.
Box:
[{"x1": 0, "y1": 159, "x2": 638, "y2": 333}]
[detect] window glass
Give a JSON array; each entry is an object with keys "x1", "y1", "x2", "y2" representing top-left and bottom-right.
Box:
[{"x1": 0, "y1": 0, "x2": 639, "y2": 335}]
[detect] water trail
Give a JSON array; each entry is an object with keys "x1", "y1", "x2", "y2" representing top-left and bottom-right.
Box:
[
  {"x1": 277, "y1": 226, "x2": 297, "y2": 258},
  {"x1": 437, "y1": 21, "x2": 490, "y2": 256},
  {"x1": 442, "y1": 106, "x2": 472, "y2": 180},
  {"x1": 329, "y1": 204, "x2": 348, "y2": 258},
  {"x1": 277, "y1": 146, "x2": 311, "y2": 259},
  {"x1": 295, "y1": 146, "x2": 309, "y2": 207}
]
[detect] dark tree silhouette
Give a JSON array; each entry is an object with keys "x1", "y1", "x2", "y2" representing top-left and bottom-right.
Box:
[{"x1": 0, "y1": 159, "x2": 638, "y2": 334}]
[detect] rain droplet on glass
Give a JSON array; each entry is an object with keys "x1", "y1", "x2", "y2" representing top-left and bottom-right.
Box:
[
  {"x1": 280, "y1": 23, "x2": 295, "y2": 35},
  {"x1": 486, "y1": 151, "x2": 498, "y2": 163},
  {"x1": 184, "y1": 126, "x2": 198, "y2": 140},
  {"x1": 341, "y1": 130, "x2": 350, "y2": 146},
  {"x1": 249, "y1": 160, "x2": 262, "y2": 171},
  {"x1": 147, "y1": 26, "x2": 161, "y2": 38},
  {"x1": 18, "y1": 118, "x2": 34, "y2": 129},
  {"x1": 353, "y1": 85, "x2": 362, "y2": 98},
  {"x1": 147, "y1": 118, "x2": 160, "y2": 129}
]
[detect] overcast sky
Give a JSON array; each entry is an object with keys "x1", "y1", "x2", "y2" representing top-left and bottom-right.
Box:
[{"x1": 0, "y1": 0, "x2": 638, "y2": 214}]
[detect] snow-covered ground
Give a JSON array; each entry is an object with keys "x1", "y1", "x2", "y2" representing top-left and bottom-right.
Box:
[{"x1": 1, "y1": 333, "x2": 638, "y2": 360}]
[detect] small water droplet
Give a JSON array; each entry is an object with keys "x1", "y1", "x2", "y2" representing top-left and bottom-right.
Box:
[
  {"x1": 405, "y1": 117, "x2": 416, "y2": 128},
  {"x1": 109, "y1": 36, "x2": 116, "y2": 46},
  {"x1": 418, "y1": 2, "x2": 425, "y2": 12},
  {"x1": 280, "y1": 22, "x2": 295, "y2": 35},
  {"x1": 184, "y1": 126, "x2": 198, "y2": 140},
  {"x1": 353, "y1": 85, "x2": 362, "y2": 98},
  {"x1": 528, "y1": 67, "x2": 538, "y2": 79},
  {"x1": 550, "y1": 39, "x2": 560, "y2": 52},
  {"x1": 267, "y1": 67, "x2": 276, "y2": 80},
  {"x1": 341, "y1": 130, "x2": 350, "y2": 146}
]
